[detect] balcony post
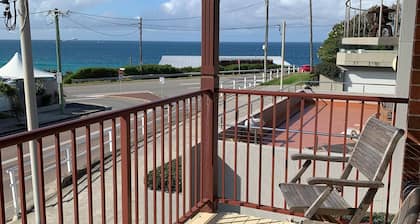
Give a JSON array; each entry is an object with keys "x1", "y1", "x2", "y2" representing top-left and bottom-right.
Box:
[
  {"x1": 201, "y1": 0, "x2": 220, "y2": 212},
  {"x1": 120, "y1": 112, "x2": 132, "y2": 223}
]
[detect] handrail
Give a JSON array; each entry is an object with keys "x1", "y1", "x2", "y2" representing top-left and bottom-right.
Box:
[
  {"x1": 0, "y1": 90, "x2": 207, "y2": 148},
  {"x1": 219, "y1": 89, "x2": 409, "y2": 104}
]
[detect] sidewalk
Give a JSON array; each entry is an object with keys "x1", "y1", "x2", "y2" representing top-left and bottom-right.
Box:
[{"x1": 0, "y1": 103, "x2": 108, "y2": 137}]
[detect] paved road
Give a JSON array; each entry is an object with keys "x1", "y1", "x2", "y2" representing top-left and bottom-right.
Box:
[{"x1": 64, "y1": 73, "x2": 268, "y2": 111}]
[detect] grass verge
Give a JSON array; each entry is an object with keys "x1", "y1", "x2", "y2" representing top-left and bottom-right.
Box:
[{"x1": 261, "y1": 72, "x2": 313, "y2": 86}]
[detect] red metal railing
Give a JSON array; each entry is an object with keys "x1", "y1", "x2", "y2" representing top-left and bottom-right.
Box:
[
  {"x1": 217, "y1": 89, "x2": 408, "y2": 223},
  {"x1": 0, "y1": 90, "x2": 206, "y2": 224},
  {"x1": 0, "y1": 87, "x2": 410, "y2": 223}
]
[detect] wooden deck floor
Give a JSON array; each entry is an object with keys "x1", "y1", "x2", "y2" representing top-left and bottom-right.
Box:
[{"x1": 187, "y1": 213, "x2": 294, "y2": 224}]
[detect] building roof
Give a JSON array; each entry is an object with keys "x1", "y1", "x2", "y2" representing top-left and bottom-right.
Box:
[
  {"x1": 0, "y1": 52, "x2": 55, "y2": 80},
  {"x1": 159, "y1": 55, "x2": 291, "y2": 68}
]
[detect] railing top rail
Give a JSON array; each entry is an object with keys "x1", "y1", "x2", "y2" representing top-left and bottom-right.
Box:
[
  {"x1": 219, "y1": 89, "x2": 409, "y2": 104},
  {"x1": 0, "y1": 90, "x2": 207, "y2": 149}
]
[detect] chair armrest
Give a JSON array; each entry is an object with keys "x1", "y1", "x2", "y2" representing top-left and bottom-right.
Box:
[
  {"x1": 291, "y1": 154, "x2": 349, "y2": 163},
  {"x1": 307, "y1": 177, "x2": 384, "y2": 188}
]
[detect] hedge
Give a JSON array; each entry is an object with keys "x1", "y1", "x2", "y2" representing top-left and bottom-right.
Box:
[
  {"x1": 314, "y1": 62, "x2": 341, "y2": 81},
  {"x1": 147, "y1": 157, "x2": 182, "y2": 192}
]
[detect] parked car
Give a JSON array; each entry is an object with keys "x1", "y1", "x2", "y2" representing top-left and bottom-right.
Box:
[{"x1": 299, "y1": 64, "x2": 312, "y2": 72}]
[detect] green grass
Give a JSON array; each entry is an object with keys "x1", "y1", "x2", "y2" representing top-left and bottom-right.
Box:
[{"x1": 261, "y1": 72, "x2": 313, "y2": 86}]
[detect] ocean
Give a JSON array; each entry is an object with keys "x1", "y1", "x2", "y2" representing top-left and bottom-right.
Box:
[{"x1": 0, "y1": 40, "x2": 322, "y2": 73}]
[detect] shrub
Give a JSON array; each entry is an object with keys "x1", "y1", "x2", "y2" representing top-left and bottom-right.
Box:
[
  {"x1": 72, "y1": 67, "x2": 118, "y2": 79},
  {"x1": 147, "y1": 157, "x2": 182, "y2": 192},
  {"x1": 180, "y1": 66, "x2": 201, "y2": 73},
  {"x1": 314, "y1": 62, "x2": 341, "y2": 81}
]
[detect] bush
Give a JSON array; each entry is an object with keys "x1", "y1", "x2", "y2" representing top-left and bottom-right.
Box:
[
  {"x1": 147, "y1": 157, "x2": 182, "y2": 192},
  {"x1": 73, "y1": 68, "x2": 118, "y2": 79},
  {"x1": 180, "y1": 66, "x2": 201, "y2": 73},
  {"x1": 314, "y1": 62, "x2": 341, "y2": 81}
]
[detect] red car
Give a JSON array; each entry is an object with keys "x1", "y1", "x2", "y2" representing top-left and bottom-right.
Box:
[{"x1": 299, "y1": 64, "x2": 312, "y2": 72}]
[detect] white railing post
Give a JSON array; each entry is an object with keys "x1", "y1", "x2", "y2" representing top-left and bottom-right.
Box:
[
  {"x1": 270, "y1": 70, "x2": 273, "y2": 80},
  {"x1": 244, "y1": 77, "x2": 247, "y2": 89},
  {"x1": 7, "y1": 169, "x2": 20, "y2": 219},
  {"x1": 293, "y1": 65, "x2": 296, "y2": 73},
  {"x1": 108, "y1": 130, "x2": 113, "y2": 152},
  {"x1": 233, "y1": 80, "x2": 236, "y2": 89},
  {"x1": 141, "y1": 116, "x2": 145, "y2": 135},
  {"x1": 65, "y1": 147, "x2": 71, "y2": 173},
  {"x1": 276, "y1": 69, "x2": 279, "y2": 79},
  {"x1": 254, "y1": 75, "x2": 257, "y2": 87},
  {"x1": 288, "y1": 66, "x2": 291, "y2": 74},
  {"x1": 262, "y1": 72, "x2": 266, "y2": 82}
]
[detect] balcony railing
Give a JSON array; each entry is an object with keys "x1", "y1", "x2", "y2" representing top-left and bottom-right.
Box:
[
  {"x1": 0, "y1": 90, "x2": 206, "y2": 223},
  {"x1": 344, "y1": 0, "x2": 401, "y2": 38},
  {"x1": 0, "y1": 88, "x2": 409, "y2": 223}
]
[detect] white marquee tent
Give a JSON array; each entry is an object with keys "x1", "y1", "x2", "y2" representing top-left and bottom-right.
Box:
[{"x1": 0, "y1": 52, "x2": 55, "y2": 80}]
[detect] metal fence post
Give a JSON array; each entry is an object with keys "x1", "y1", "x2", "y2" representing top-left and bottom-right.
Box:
[
  {"x1": 244, "y1": 77, "x2": 247, "y2": 89},
  {"x1": 120, "y1": 112, "x2": 132, "y2": 223},
  {"x1": 233, "y1": 80, "x2": 236, "y2": 89},
  {"x1": 254, "y1": 75, "x2": 257, "y2": 87},
  {"x1": 200, "y1": 0, "x2": 219, "y2": 212}
]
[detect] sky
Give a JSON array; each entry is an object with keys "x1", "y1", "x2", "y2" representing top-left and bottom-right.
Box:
[{"x1": 0, "y1": 0, "x2": 398, "y2": 42}]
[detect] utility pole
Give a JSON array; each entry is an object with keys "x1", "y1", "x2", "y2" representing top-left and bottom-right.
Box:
[
  {"x1": 264, "y1": 0, "x2": 269, "y2": 82},
  {"x1": 138, "y1": 17, "x2": 143, "y2": 66},
  {"x1": 280, "y1": 21, "x2": 286, "y2": 90},
  {"x1": 18, "y1": 0, "x2": 41, "y2": 222},
  {"x1": 51, "y1": 8, "x2": 65, "y2": 113},
  {"x1": 309, "y1": 0, "x2": 314, "y2": 73}
]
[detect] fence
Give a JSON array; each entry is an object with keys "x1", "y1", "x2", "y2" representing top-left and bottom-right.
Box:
[
  {"x1": 217, "y1": 89, "x2": 408, "y2": 223},
  {"x1": 0, "y1": 90, "x2": 205, "y2": 223}
]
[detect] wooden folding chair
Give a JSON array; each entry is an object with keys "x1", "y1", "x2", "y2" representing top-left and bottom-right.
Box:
[{"x1": 279, "y1": 116, "x2": 405, "y2": 224}]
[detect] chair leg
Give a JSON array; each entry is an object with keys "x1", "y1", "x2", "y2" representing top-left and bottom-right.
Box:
[
  {"x1": 304, "y1": 186, "x2": 334, "y2": 218},
  {"x1": 349, "y1": 189, "x2": 378, "y2": 224}
]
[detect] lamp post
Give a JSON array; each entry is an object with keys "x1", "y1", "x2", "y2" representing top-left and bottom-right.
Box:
[{"x1": 264, "y1": 0, "x2": 269, "y2": 82}]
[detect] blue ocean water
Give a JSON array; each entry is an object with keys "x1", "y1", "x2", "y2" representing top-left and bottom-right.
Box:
[{"x1": 0, "y1": 40, "x2": 322, "y2": 73}]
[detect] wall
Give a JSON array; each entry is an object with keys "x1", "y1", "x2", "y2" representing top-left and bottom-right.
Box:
[
  {"x1": 343, "y1": 67, "x2": 396, "y2": 95},
  {"x1": 402, "y1": 0, "x2": 420, "y2": 192}
]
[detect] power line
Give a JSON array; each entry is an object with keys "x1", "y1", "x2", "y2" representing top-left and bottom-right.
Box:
[
  {"x1": 65, "y1": 17, "x2": 139, "y2": 37},
  {"x1": 69, "y1": 11, "x2": 138, "y2": 21}
]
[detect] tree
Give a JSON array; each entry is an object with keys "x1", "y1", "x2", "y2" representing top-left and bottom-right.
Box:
[{"x1": 318, "y1": 23, "x2": 344, "y2": 64}]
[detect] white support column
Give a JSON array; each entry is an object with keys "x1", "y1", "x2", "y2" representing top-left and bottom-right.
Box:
[{"x1": 254, "y1": 75, "x2": 257, "y2": 87}]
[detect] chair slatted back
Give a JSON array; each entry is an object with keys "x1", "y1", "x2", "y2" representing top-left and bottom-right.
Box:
[{"x1": 348, "y1": 116, "x2": 405, "y2": 181}]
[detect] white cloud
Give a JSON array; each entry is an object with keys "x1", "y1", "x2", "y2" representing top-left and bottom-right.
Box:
[
  {"x1": 161, "y1": 0, "x2": 200, "y2": 16},
  {"x1": 30, "y1": 0, "x2": 109, "y2": 12}
]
